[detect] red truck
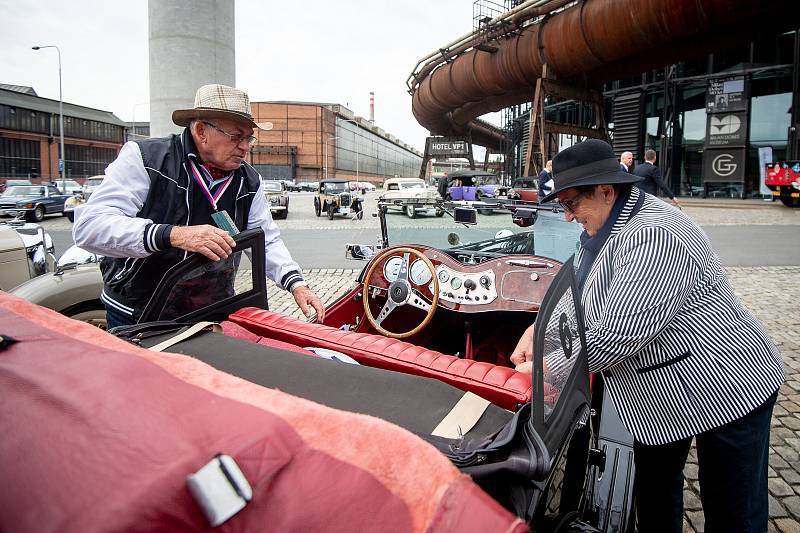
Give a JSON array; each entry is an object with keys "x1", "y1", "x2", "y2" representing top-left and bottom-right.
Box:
[{"x1": 766, "y1": 161, "x2": 800, "y2": 207}]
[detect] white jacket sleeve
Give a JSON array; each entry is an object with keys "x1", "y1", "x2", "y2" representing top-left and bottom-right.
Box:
[
  {"x1": 246, "y1": 177, "x2": 304, "y2": 290},
  {"x1": 72, "y1": 142, "x2": 163, "y2": 258}
]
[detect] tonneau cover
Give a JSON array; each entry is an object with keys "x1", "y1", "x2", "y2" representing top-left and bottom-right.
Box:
[{"x1": 0, "y1": 292, "x2": 527, "y2": 533}]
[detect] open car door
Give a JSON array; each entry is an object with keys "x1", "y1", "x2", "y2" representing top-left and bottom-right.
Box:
[
  {"x1": 138, "y1": 228, "x2": 268, "y2": 324},
  {"x1": 425, "y1": 257, "x2": 593, "y2": 530}
]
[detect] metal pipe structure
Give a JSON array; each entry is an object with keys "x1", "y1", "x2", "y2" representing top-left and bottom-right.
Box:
[{"x1": 409, "y1": 0, "x2": 795, "y2": 150}]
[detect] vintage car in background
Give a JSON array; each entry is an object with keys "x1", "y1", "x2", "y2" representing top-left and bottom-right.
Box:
[
  {"x1": 0, "y1": 216, "x2": 56, "y2": 290},
  {"x1": 442, "y1": 169, "x2": 510, "y2": 202},
  {"x1": 52, "y1": 179, "x2": 83, "y2": 195},
  {"x1": 261, "y1": 179, "x2": 289, "y2": 219},
  {"x1": 3, "y1": 199, "x2": 635, "y2": 531},
  {"x1": 380, "y1": 177, "x2": 443, "y2": 218},
  {"x1": 313, "y1": 179, "x2": 363, "y2": 219},
  {"x1": 1, "y1": 178, "x2": 33, "y2": 193},
  {"x1": 510, "y1": 176, "x2": 540, "y2": 203},
  {"x1": 0, "y1": 184, "x2": 71, "y2": 221},
  {"x1": 81, "y1": 175, "x2": 104, "y2": 200}
]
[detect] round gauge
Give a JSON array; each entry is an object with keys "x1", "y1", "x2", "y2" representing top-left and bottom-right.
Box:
[
  {"x1": 409, "y1": 260, "x2": 433, "y2": 286},
  {"x1": 450, "y1": 277, "x2": 462, "y2": 290},
  {"x1": 438, "y1": 269, "x2": 450, "y2": 283},
  {"x1": 383, "y1": 256, "x2": 403, "y2": 282}
]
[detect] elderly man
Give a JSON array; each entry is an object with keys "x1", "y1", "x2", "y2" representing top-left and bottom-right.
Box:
[
  {"x1": 619, "y1": 150, "x2": 633, "y2": 172},
  {"x1": 511, "y1": 139, "x2": 783, "y2": 532},
  {"x1": 74, "y1": 84, "x2": 324, "y2": 328}
]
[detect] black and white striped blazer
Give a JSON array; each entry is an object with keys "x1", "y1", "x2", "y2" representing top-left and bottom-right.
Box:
[{"x1": 577, "y1": 187, "x2": 784, "y2": 445}]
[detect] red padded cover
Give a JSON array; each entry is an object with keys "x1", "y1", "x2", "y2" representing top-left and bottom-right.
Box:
[
  {"x1": 221, "y1": 320, "x2": 317, "y2": 356},
  {"x1": 0, "y1": 292, "x2": 529, "y2": 533},
  {"x1": 229, "y1": 308, "x2": 533, "y2": 410}
]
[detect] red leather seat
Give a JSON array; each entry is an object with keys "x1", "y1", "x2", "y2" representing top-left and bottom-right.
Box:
[{"x1": 228, "y1": 308, "x2": 532, "y2": 411}]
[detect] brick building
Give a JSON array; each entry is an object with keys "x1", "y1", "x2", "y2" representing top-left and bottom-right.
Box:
[
  {"x1": 0, "y1": 84, "x2": 125, "y2": 181},
  {"x1": 249, "y1": 101, "x2": 422, "y2": 184}
]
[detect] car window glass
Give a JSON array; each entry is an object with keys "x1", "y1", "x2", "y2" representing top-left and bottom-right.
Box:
[
  {"x1": 540, "y1": 285, "x2": 583, "y2": 420},
  {"x1": 388, "y1": 184, "x2": 399, "y2": 191},
  {"x1": 400, "y1": 182, "x2": 424, "y2": 189},
  {"x1": 156, "y1": 251, "x2": 253, "y2": 321}
]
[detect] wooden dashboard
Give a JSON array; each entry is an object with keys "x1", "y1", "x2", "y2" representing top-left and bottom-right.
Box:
[{"x1": 365, "y1": 244, "x2": 562, "y2": 313}]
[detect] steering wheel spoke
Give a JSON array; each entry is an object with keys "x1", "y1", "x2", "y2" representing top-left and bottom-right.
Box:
[
  {"x1": 407, "y1": 289, "x2": 432, "y2": 312},
  {"x1": 375, "y1": 298, "x2": 398, "y2": 326}
]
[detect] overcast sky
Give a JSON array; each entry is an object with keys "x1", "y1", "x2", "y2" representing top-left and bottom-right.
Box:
[{"x1": 0, "y1": 0, "x2": 488, "y2": 151}]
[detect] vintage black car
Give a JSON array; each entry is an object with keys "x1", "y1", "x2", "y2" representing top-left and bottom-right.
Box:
[
  {"x1": 0, "y1": 184, "x2": 71, "y2": 221},
  {"x1": 313, "y1": 179, "x2": 363, "y2": 219}
]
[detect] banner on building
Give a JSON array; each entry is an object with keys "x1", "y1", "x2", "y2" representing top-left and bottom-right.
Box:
[
  {"x1": 758, "y1": 146, "x2": 774, "y2": 195},
  {"x1": 706, "y1": 76, "x2": 748, "y2": 114},
  {"x1": 426, "y1": 137, "x2": 470, "y2": 158},
  {"x1": 705, "y1": 112, "x2": 748, "y2": 147},
  {"x1": 702, "y1": 148, "x2": 746, "y2": 183}
]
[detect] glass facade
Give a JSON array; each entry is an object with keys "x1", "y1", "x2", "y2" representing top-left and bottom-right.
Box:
[
  {"x1": 0, "y1": 137, "x2": 40, "y2": 178},
  {"x1": 0, "y1": 105, "x2": 49, "y2": 134},
  {"x1": 335, "y1": 119, "x2": 421, "y2": 178},
  {"x1": 64, "y1": 145, "x2": 117, "y2": 179}
]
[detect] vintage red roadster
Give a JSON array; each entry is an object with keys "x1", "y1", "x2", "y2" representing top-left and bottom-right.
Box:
[{"x1": 0, "y1": 200, "x2": 635, "y2": 532}]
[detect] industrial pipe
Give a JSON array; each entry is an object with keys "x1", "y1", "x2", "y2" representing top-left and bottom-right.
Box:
[{"x1": 410, "y1": 0, "x2": 795, "y2": 149}]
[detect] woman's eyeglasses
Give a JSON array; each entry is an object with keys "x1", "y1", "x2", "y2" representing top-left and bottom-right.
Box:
[
  {"x1": 558, "y1": 193, "x2": 588, "y2": 214},
  {"x1": 203, "y1": 121, "x2": 257, "y2": 146}
]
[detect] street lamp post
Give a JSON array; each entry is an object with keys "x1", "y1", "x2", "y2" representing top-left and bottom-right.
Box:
[
  {"x1": 32, "y1": 45, "x2": 64, "y2": 179},
  {"x1": 324, "y1": 135, "x2": 340, "y2": 179}
]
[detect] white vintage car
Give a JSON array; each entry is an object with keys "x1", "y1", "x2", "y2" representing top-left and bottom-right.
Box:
[{"x1": 378, "y1": 177, "x2": 443, "y2": 218}]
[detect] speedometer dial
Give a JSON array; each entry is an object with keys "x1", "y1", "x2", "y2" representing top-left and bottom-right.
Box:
[
  {"x1": 383, "y1": 256, "x2": 403, "y2": 282},
  {"x1": 409, "y1": 259, "x2": 433, "y2": 286}
]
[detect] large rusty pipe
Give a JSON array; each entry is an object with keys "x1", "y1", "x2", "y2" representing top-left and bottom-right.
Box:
[{"x1": 412, "y1": 0, "x2": 794, "y2": 149}]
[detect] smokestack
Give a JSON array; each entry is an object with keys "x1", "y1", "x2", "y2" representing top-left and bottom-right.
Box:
[{"x1": 369, "y1": 92, "x2": 374, "y2": 123}]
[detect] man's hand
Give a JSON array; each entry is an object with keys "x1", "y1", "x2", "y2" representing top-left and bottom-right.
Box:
[
  {"x1": 292, "y1": 285, "x2": 325, "y2": 323},
  {"x1": 170, "y1": 225, "x2": 236, "y2": 261},
  {"x1": 510, "y1": 323, "x2": 535, "y2": 367},
  {"x1": 671, "y1": 198, "x2": 682, "y2": 209}
]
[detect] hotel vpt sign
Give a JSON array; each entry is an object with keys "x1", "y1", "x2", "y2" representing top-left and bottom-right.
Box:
[
  {"x1": 426, "y1": 137, "x2": 470, "y2": 157},
  {"x1": 702, "y1": 76, "x2": 749, "y2": 183}
]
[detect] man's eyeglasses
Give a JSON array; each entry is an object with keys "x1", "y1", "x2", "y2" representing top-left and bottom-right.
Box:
[{"x1": 203, "y1": 121, "x2": 257, "y2": 146}]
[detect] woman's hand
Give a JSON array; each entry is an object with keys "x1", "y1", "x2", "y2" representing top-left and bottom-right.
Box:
[{"x1": 510, "y1": 324, "x2": 535, "y2": 367}]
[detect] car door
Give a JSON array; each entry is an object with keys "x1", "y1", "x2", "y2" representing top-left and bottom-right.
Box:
[
  {"x1": 45, "y1": 186, "x2": 68, "y2": 213},
  {"x1": 138, "y1": 228, "x2": 268, "y2": 324}
]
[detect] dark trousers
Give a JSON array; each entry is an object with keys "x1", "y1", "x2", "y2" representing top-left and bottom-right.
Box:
[
  {"x1": 105, "y1": 305, "x2": 135, "y2": 330},
  {"x1": 633, "y1": 391, "x2": 777, "y2": 533}
]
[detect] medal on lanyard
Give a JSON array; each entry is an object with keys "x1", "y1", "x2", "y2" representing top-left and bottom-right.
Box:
[{"x1": 190, "y1": 160, "x2": 240, "y2": 236}]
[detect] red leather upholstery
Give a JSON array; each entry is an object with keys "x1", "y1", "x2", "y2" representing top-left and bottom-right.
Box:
[{"x1": 228, "y1": 308, "x2": 532, "y2": 410}]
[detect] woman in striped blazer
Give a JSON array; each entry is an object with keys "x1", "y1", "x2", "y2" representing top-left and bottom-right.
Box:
[{"x1": 511, "y1": 140, "x2": 784, "y2": 532}]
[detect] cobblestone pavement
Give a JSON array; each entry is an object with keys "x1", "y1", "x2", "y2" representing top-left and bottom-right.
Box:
[{"x1": 264, "y1": 264, "x2": 800, "y2": 532}]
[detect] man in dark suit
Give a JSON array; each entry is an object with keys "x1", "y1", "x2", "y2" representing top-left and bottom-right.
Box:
[
  {"x1": 537, "y1": 160, "x2": 554, "y2": 201},
  {"x1": 633, "y1": 150, "x2": 681, "y2": 207}
]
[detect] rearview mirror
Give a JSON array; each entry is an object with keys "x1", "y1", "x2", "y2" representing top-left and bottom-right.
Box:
[
  {"x1": 512, "y1": 208, "x2": 538, "y2": 227},
  {"x1": 453, "y1": 206, "x2": 477, "y2": 225},
  {"x1": 345, "y1": 244, "x2": 376, "y2": 261}
]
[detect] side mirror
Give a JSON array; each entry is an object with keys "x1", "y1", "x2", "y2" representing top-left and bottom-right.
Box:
[
  {"x1": 453, "y1": 206, "x2": 477, "y2": 225},
  {"x1": 512, "y1": 208, "x2": 538, "y2": 227},
  {"x1": 346, "y1": 244, "x2": 376, "y2": 261}
]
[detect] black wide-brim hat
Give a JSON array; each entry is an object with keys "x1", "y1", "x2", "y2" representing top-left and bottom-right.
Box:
[{"x1": 540, "y1": 138, "x2": 643, "y2": 203}]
